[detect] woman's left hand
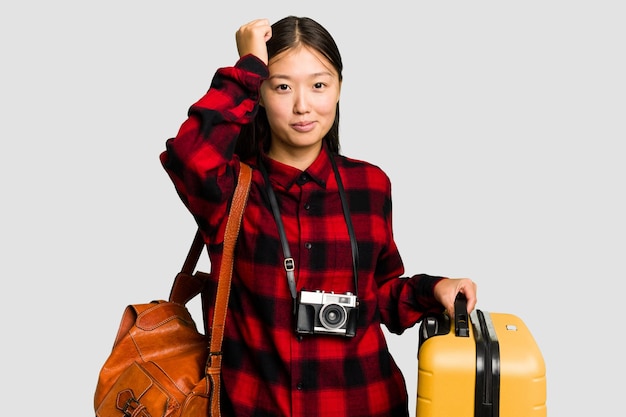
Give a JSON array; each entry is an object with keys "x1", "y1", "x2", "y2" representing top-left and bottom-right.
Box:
[{"x1": 433, "y1": 277, "x2": 478, "y2": 315}]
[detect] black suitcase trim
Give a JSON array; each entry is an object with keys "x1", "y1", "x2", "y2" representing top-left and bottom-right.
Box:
[
  {"x1": 418, "y1": 294, "x2": 502, "y2": 417},
  {"x1": 471, "y1": 309, "x2": 501, "y2": 417}
]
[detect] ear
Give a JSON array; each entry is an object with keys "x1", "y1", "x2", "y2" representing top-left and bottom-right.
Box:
[
  {"x1": 336, "y1": 80, "x2": 342, "y2": 103},
  {"x1": 259, "y1": 82, "x2": 266, "y2": 107}
]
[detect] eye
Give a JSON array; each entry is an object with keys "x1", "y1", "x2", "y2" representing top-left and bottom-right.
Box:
[
  {"x1": 313, "y1": 82, "x2": 326, "y2": 89},
  {"x1": 277, "y1": 84, "x2": 290, "y2": 91}
]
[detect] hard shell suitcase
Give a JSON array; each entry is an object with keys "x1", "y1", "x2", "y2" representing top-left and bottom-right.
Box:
[{"x1": 416, "y1": 295, "x2": 547, "y2": 417}]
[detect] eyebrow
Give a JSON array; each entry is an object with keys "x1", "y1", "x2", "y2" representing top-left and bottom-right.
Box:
[{"x1": 267, "y1": 71, "x2": 334, "y2": 81}]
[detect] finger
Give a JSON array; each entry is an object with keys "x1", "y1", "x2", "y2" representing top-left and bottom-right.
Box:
[
  {"x1": 235, "y1": 19, "x2": 271, "y2": 62},
  {"x1": 459, "y1": 280, "x2": 477, "y2": 312}
]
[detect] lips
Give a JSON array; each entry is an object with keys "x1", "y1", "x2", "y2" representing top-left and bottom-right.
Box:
[{"x1": 291, "y1": 121, "x2": 316, "y2": 133}]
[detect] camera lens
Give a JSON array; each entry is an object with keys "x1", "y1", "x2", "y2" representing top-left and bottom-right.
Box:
[{"x1": 319, "y1": 303, "x2": 347, "y2": 330}]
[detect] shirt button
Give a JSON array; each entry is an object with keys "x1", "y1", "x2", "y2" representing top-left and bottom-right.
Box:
[
  {"x1": 304, "y1": 242, "x2": 312, "y2": 250},
  {"x1": 304, "y1": 203, "x2": 311, "y2": 210},
  {"x1": 297, "y1": 173, "x2": 310, "y2": 185},
  {"x1": 296, "y1": 382, "x2": 304, "y2": 390}
]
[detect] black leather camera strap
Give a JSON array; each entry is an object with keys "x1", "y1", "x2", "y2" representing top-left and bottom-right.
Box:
[
  {"x1": 258, "y1": 151, "x2": 359, "y2": 307},
  {"x1": 259, "y1": 158, "x2": 298, "y2": 301}
]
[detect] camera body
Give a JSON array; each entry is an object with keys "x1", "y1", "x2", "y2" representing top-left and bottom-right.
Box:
[{"x1": 295, "y1": 290, "x2": 358, "y2": 337}]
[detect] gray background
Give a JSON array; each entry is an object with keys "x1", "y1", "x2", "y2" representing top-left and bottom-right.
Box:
[{"x1": 2, "y1": 1, "x2": 624, "y2": 415}]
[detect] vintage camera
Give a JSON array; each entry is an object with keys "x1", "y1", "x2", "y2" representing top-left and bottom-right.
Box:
[{"x1": 295, "y1": 290, "x2": 358, "y2": 337}]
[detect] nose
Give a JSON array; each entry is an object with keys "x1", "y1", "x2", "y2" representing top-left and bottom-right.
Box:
[{"x1": 293, "y1": 90, "x2": 310, "y2": 114}]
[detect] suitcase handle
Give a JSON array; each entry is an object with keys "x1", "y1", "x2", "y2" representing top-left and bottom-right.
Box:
[{"x1": 454, "y1": 293, "x2": 470, "y2": 337}]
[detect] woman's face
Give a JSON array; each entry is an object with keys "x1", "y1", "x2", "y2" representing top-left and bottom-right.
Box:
[{"x1": 260, "y1": 45, "x2": 341, "y2": 163}]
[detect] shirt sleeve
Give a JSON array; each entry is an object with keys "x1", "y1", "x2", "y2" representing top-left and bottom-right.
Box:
[
  {"x1": 159, "y1": 54, "x2": 268, "y2": 244},
  {"x1": 373, "y1": 172, "x2": 447, "y2": 334},
  {"x1": 378, "y1": 273, "x2": 446, "y2": 334}
]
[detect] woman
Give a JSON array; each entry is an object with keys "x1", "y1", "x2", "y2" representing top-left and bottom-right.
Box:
[{"x1": 161, "y1": 16, "x2": 477, "y2": 417}]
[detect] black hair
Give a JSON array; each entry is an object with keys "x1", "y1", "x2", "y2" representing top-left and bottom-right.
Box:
[{"x1": 235, "y1": 16, "x2": 343, "y2": 160}]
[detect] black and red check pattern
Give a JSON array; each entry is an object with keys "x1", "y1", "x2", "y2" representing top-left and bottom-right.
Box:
[{"x1": 161, "y1": 55, "x2": 445, "y2": 417}]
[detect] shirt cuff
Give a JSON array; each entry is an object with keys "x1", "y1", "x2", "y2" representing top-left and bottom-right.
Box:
[{"x1": 236, "y1": 54, "x2": 269, "y2": 79}]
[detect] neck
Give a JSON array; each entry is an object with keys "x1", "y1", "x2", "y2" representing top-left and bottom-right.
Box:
[{"x1": 267, "y1": 144, "x2": 322, "y2": 171}]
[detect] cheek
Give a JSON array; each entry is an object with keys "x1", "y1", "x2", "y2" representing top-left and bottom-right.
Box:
[
  {"x1": 263, "y1": 100, "x2": 290, "y2": 121},
  {"x1": 317, "y1": 98, "x2": 338, "y2": 117},
  {"x1": 315, "y1": 89, "x2": 341, "y2": 116}
]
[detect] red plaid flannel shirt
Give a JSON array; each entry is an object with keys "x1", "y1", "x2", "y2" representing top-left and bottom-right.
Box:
[{"x1": 160, "y1": 55, "x2": 444, "y2": 417}]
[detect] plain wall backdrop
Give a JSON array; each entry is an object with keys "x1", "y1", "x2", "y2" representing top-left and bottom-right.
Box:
[{"x1": 2, "y1": 1, "x2": 624, "y2": 415}]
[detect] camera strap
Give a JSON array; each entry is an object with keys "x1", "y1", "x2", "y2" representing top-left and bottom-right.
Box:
[{"x1": 258, "y1": 151, "x2": 359, "y2": 309}]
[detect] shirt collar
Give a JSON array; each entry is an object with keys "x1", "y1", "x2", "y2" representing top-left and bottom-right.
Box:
[{"x1": 260, "y1": 146, "x2": 331, "y2": 191}]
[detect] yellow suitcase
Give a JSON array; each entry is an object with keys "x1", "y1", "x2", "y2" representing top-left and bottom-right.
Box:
[{"x1": 416, "y1": 295, "x2": 547, "y2": 417}]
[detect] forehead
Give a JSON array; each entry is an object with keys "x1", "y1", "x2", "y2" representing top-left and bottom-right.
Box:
[{"x1": 268, "y1": 45, "x2": 338, "y2": 78}]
